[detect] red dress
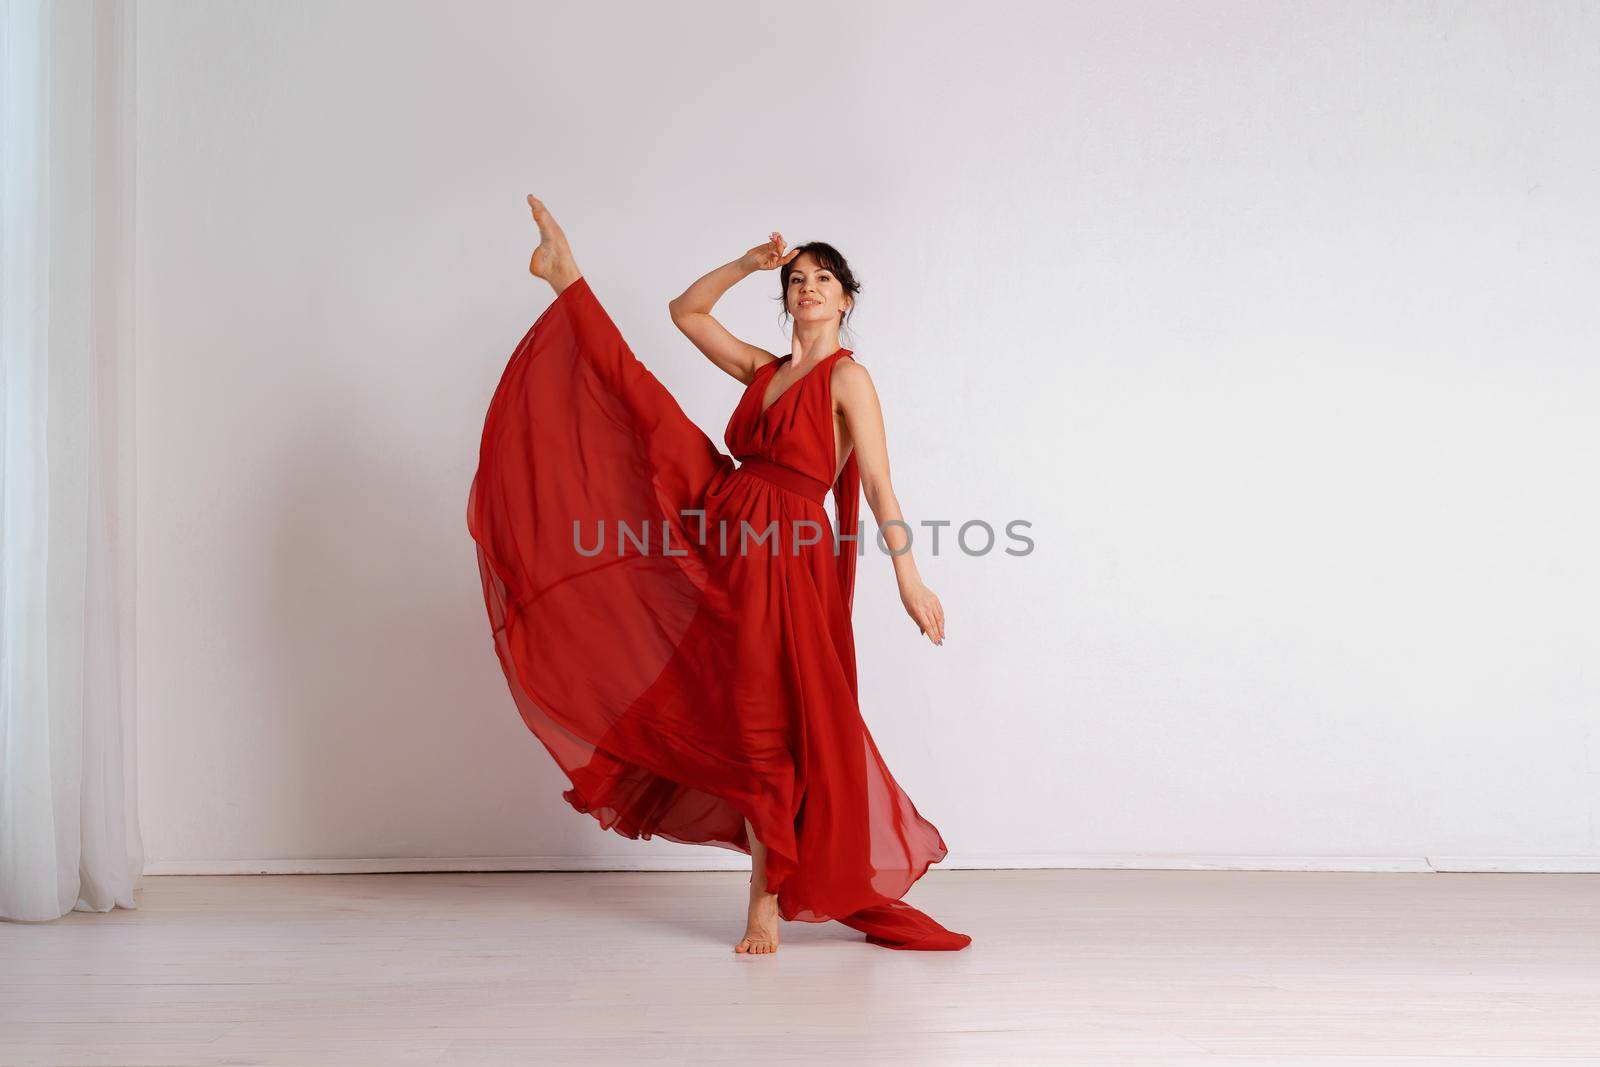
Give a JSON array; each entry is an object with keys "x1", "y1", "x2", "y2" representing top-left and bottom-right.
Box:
[{"x1": 467, "y1": 275, "x2": 970, "y2": 950}]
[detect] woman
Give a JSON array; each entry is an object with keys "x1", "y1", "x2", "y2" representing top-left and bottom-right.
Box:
[{"x1": 466, "y1": 195, "x2": 970, "y2": 953}]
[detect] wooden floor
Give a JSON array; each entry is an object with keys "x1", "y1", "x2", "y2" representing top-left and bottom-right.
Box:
[{"x1": 2, "y1": 869, "x2": 1598, "y2": 1064}]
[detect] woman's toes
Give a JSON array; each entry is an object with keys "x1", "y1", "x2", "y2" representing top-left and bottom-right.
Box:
[{"x1": 734, "y1": 934, "x2": 778, "y2": 954}]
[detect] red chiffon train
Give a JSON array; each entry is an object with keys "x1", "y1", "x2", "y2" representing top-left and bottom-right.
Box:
[{"x1": 466, "y1": 275, "x2": 970, "y2": 951}]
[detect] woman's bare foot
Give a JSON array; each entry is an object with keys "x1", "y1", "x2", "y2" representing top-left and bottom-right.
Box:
[
  {"x1": 735, "y1": 817, "x2": 780, "y2": 954},
  {"x1": 734, "y1": 890, "x2": 780, "y2": 955},
  {"x1": 525, "y1": 194, "x2": 582, "y2": 294}
]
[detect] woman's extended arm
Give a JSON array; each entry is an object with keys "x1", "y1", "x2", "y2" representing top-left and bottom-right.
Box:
[
  {"x1": 834, "y1": 361, "x2": 947, "y2": 646},
  {"x1": 668, "y1": 233, "x2": 797, "y2": 384}
]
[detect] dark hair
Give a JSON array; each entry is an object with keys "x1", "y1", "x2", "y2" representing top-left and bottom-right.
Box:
[{"x1": 777, "y1": 242, "x2": 862, "y2": 338}]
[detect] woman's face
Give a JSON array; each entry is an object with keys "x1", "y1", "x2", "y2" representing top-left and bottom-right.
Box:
[{"x1": 785, "y1": 253, "x2": 850, "y2": 326}]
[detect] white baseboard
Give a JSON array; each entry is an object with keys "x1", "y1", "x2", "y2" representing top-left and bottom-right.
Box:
[{"x1": 140, "y1": 853, "x2": 1600, "y2": 876}]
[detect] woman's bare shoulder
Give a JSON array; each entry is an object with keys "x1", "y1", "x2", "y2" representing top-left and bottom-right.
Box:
[
  {"x1": 832, "y1": 354, "x2": 872, "y2": 386},
  {"x1": 830, "y1": 355, "x2": 876, "y2": 409}
]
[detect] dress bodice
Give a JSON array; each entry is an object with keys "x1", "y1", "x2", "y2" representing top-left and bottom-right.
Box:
[{"x1": 724, "y1": 348, "x2": 854, "y2": 484}]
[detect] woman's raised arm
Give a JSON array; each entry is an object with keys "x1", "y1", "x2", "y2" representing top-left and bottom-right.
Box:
[{"x1": 668, "y1": 233, "x2": 797, "y2": 384}]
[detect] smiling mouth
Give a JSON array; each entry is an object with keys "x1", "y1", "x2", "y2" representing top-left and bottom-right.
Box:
[{"x1": 798, "y1": 299, "x2": 820, "y2": 307}]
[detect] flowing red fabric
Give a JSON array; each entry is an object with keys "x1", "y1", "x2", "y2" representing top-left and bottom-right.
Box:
[{"x1": 467, "y1": 275, "x2": 970, "y2": 951}]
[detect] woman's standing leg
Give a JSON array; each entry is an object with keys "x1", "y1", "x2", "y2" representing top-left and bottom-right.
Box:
[{"x1": 735, "y1": 817, "x2": 781, "y2": 954}]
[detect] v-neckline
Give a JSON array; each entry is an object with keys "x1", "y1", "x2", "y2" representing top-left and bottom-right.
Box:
[{"x1": 756, "y1": 349, "x2": 846, "y2": 420}]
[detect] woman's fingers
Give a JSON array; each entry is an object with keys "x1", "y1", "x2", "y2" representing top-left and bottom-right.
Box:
[{"x1": 907, "y1": 596, "x2": 940, "y2": 645}]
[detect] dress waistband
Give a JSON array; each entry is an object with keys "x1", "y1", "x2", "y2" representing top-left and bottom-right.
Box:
[{"x1": 734, "y1": 455, "x2": 831, "y2": 504}]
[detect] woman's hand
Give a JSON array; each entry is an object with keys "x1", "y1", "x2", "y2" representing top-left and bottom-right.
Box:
[
  {"x1": 899, "y1": 579, "x2": 946, "y2": 646},
  {"x1": 741, "y1": 231, "x2": 800, "y2": 273}
]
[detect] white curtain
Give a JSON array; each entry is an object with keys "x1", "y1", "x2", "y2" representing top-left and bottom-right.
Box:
[{"x1": 1, "y1": 0, "x2": 142, "y2": 922}]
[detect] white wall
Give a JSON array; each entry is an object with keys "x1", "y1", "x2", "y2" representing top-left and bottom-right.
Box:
[{"x1": 135, "y1": 0, "x2": 1600, "y2": 874}]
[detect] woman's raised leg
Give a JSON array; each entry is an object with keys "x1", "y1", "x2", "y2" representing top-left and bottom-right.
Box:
[{"x1": 526, "y1": 195, "x2": 583, "y2": 294}]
